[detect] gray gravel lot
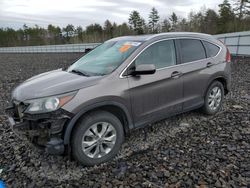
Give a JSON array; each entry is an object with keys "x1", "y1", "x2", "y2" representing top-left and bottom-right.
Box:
[{"x1": 0, "y1": 53, "x2": 249, "y2": 187}]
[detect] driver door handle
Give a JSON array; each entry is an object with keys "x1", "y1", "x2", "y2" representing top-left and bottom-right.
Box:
[{"x1": 171, "y1": 71, "x2": 182, "y2": 78}]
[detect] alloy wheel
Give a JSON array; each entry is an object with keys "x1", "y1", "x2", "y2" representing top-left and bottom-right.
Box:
[
  {"x1": 81, "y1": 122, "x2": 117, "y2": 158},
  {"x1": 208, "y1": 86, "x2": 222, "y2": 111}
]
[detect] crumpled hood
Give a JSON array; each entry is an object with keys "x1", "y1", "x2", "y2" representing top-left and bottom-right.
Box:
[{"x1": 12, "y1": 69, "x2": 102, "y2": 101}]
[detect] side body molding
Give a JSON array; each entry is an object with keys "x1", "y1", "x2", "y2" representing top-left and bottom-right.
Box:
[{"x1": 63, "y1": 101, "x2": 133, "y2": 145}]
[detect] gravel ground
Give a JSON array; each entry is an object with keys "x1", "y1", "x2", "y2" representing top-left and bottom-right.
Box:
[{"x1": 0, "y1": 53, "x2": 249, "y2": 187}]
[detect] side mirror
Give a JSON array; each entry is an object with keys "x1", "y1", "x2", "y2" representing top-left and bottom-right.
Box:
[{"x1": 132, "y1": 64, "x2": 156, "y2": 76}]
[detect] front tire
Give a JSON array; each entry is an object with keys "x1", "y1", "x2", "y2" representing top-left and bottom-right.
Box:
[
  {"x1": 202, "y1": 81, "x2": 224, "y2": 115},
  {"x1": 72, "y1": 111, "x2": 124, "y2": 166}
]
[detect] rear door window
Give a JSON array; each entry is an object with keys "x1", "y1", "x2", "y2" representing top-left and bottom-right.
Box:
[
  {"x1": 203, "y1": 41, "x2": 220, "y2": 57},
  {"x1": 179, "y1": 39, "x2": 206, "y2": 63}
]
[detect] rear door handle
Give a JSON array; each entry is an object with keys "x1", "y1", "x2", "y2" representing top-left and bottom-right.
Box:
[
  {"x1": 206, "y1": 62, "x2": 214, "y2": 67},
  {"x1": 171, "y1": 71, "x2": 182, "y2": 78}
]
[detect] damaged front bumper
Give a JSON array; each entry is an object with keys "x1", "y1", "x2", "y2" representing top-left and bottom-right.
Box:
[{"x1": 5, "y1": 104, "x2": 73, "y2": 155}]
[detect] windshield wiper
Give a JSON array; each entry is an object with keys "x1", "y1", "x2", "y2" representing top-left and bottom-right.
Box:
[
  {"x1": 91, "y1": 72, "x2": 106, "y2": 76},
  {"x1": 70, "y1": 69, "x2": 90, "y2": 77}
]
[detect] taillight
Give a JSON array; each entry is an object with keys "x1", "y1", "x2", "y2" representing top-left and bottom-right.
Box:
[
  {"x1": 218, "y1": 39, "x2": 231, "y2": 63},
  {"x1": 226, "y1": 48, "x2": 231, "y2": 63}
]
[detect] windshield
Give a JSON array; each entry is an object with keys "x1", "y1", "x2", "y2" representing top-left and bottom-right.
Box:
[{"x1": 67, "y1": 40, "x2": 141, "y2": 76}]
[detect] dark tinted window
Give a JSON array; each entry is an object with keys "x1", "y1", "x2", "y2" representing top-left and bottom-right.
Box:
[
  {"x1": 179, "y1": 39, "x2": 206, "y2": 63},
  {"x1": 135, "y1": 40, "x2": 176, "y2": 69},
  {"x1": 203, "y1": 41, "x2": 220, "y2": 57}
]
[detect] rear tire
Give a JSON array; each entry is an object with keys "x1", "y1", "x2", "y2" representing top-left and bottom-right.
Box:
[
  {"x1": 202, "y1": 81, "x2": 224, "y2": 115},
  {"x1": 72, "y1": 111, "x2": 124, "y2": 166}
]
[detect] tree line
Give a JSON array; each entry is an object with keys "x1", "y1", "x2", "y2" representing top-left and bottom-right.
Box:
[{"x1": 0, "y1": 0, "x2": 250, "y2": 47}]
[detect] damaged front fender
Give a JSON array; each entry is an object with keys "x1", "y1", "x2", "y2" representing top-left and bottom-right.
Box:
[{"x1": 6, "y1": 106, "x2": 73, "y2": 155}]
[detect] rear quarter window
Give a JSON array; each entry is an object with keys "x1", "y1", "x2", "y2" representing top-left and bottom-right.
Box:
[
  {"x1": 179, "y1": 39, "x2": 206, "y2": 63},
  {"x1": 203, "y1": 41, "x2": 220, "y2": 57}
]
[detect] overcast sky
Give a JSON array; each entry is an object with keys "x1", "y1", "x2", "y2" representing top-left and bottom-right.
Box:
[{"x1": 0, "y1": 0, "x2": 221, "y2": 29}]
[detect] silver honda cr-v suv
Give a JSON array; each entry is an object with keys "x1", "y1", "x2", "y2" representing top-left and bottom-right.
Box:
[{"x1": 6, "y1": 32, "x2": 231, "y2": 166}]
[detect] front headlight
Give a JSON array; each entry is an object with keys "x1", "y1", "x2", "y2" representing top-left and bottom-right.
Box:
[{"x1": 25, "y1": 91, "x2": 77, "y2": 114}]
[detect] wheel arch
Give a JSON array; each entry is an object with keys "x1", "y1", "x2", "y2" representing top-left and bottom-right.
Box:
[
  {"x1": 205, "y1": 76, "x2": 229, "y2": 97},
  {"x1": 63, "y1": 101, "x2": 133, "y2": 145},
  {"x1": 214, "y1": 77, "x2": 229, "y2": 95}
]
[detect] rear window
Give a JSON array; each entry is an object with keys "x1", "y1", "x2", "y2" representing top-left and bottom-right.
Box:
[
  {"x1": 179, "y1": 39, "x2": 206, "y2": 63},
  {"x1": 203, "y1": 41, "x2": 220, "y2": 57}
]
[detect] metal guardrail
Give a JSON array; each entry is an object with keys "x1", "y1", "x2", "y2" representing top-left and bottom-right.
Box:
[
  {"x1": 214, "y1": 31, "x2": 250, "y2": 56},
  {"x1": 0, "y1": 43, "x2": 101, "y2": 53}
]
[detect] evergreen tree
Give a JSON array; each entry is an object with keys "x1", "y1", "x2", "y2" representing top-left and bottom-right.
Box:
[
  {"x1": 116, "y1": 23, "x2": 132, "y2": 36},
  {"x1": 76, "y1": 26, "x2": 83, "y2": 42},
  {"x1": 48, "y1": 24, "x2": 62, "y2": 44},
  {"x1": 148, "y1": 7, "x2": 160, "y2": 33},
  {"x1": 128, "y1": 10, "x2": 145, "y2": 34},
  {"x1": 169, "y1": 12, "x2": 178, "y2": 31},
  {"x1": 178, "y1": 18, "x2": 189, "y2": 32},
  {"x1": 103, "y1": 20, "x2": 113, "y2": 39},
  {"x1": 161, "y1": 19, "x2": 171, "y2": 32},
  {"x1": 188, "y1": 11, "x2": 206, "y2": 32},
  {"x1": 2, "y1": 3, "x2": 250, "y2": 47},
  {"x1": 63, "y1": 24, "x2": 75, "y2": 42},
  {"x1": 218, "y1": 0, "x2": 235, "y2": 33},
  {"x1": 204, "y1": 9, "x2": 219, "y2": 34},
  {"x1": 86, "y1": 23, "x2": 103, "y2": 42}
]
